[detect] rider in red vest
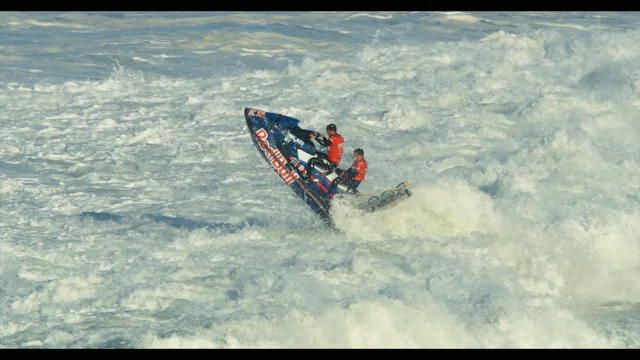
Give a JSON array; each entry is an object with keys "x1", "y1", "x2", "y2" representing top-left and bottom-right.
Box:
[
  {"x1": 306, "y1": 123, "x2": 344, "y2": 180},
  {"x1": 328, "y1": 148, "x2": 367, "y2": 194}
]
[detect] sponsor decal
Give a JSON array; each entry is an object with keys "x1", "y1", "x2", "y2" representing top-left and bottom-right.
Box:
[
  {"x1": 255, "y1": 128, "x2": 299, "y2": 184},
  {"x1": 313, "y1": 178, "x2": 330, "y2": 193},
  {"x1": 289, "y1": 157, "x2": 306, "y2": 173},
  {"x1": 248, "y1": 109, "x2": 266, "y2": 117},
  {"x1": 284, "y1": 131, "x2": 305, "y2": 147}
]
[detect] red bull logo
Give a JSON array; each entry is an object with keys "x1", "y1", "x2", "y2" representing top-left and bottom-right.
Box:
[{"x1": 255, "y1": 128, "x2": 299, "y2": 185}]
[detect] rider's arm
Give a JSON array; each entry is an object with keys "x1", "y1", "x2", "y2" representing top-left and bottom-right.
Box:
[{"x1": 315, "y1": 134, "x2": 332, "y2": 147}]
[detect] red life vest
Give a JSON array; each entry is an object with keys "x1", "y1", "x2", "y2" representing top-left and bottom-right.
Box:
[
  {"x1": 351, "y1": 157, "x2": 367, "y2": 181},
  {"x1": 327, "y1": 133, "x2": 344, "y2": 164}
]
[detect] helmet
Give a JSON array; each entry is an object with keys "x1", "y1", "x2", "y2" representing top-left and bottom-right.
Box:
[
  {"x1": 326, "y1": 124, "x2": 337, "y2": 131},
  {"x1": 354, "y1": 148, "x2": 364, "y2": 156}
]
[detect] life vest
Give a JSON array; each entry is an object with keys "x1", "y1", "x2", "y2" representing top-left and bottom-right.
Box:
[
  {"x1": 351, "y1": 157, "x2": 367, "y2": 181},
  {"x1": 327, "y1": 133, "x2": 344, "y2": 164}
]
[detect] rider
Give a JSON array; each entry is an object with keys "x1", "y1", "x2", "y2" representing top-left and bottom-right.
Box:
[
  {"x1": 305, "y1": 123, "x2": 344, "y2": 181},
  {"x1": 328, "y1": 148, "x2": 367, "y2": 195}
]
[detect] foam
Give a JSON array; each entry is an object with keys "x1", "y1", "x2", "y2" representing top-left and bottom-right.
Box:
[
  {"x1": 440, "y1": 14, "x2": 484, "y2": 24},
  {"x1": 331, "y1": 179, "x2": 501, "y2": 241},
  {"x1": 346, "y1": 13, "x2": 393, "y2": 20},
  {"x1": 24, "y1": 19, "x2": 88, "y2": 29},
  {"x1": 141, "y1": 295, "x2": 623, "y2": 348},
  {"x1": 534, "y1": 22, "x2": 590, "y2": 31}
]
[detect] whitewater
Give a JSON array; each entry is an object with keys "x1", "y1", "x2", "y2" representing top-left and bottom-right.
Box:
[{"x1": 1, "y1": 11, "x2": 639, "y2": 348}]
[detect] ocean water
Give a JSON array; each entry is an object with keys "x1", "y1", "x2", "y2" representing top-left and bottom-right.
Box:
[{"x1": 1, "y1": 11, "x2": 640, "y2": 348}]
